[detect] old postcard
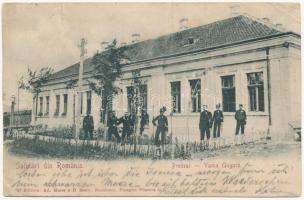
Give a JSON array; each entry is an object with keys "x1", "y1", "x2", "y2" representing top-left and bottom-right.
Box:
[{"x1": 2, "y1": 2, "x2": 301, "y2": 197}]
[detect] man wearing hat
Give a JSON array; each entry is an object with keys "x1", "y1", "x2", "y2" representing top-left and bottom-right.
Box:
[
  {"x1": 199, "y1": 105, "x2": 213, "y2": 149},
  {"x1": 82, "y1": 112, "x2": 94, "y2": 140},
  {"x1": 152, "y1": 107, "x2": 168, "y2": 147},
  {"x1": 139, "y1": 109, "x2": 149, "y2": 136},
  {"x1": 235, "y1": 104, "x2": 247, "y2": 145},
  {"x1": 107, "y1": 110, "x2": 121, "y2": 142},
  {"x1": 212, "y1": 104, "x2": 224, "y2": 148},
  {"x1": 118, "y1": 111, "x2": 134, "y2": 144}
]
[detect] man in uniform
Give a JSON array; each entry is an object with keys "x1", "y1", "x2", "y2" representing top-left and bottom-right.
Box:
[
  {"x1": 118, "y1": 112, "x2": 134, "y2": 144},
  {"x1": 199, "y1": 105, "x2": 212, "y2": 149},
  {"x1": 139, "y1": 109, "x2": 149, "y2": 135},
  {"x1": 235, "y1": 104, "x2": 247, "y2": 145},
  {"x1": 212, "y1": 104, "x2": 224, "y2": 148},
  {"x1": 107, "y1": 110, "x2": 121, "y2": 142},
  {"x1": 152, "y1": 107, "x2": 168, "y2": 148},
  {"x1": 82, "y1": 112, "x2": 94, "y2": 140}
]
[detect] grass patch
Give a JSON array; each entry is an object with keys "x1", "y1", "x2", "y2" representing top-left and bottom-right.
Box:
[{"x1": 9, "y1": 136, "x2": 193, "y2": 160}]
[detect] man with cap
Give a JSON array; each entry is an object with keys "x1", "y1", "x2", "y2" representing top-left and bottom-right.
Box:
[
  {"x1": 117, "y1": 111, "x2": 134, "y2": 144},
  {"x1": 82, "y1": 112, "x2": 94, "y2": 140},
  {"x1": 107, "y1": 110, "x2": 121, "y2": 142},
  {"x1": 139, "y1": 109, "x2": 149, "y2": 136},
  {"x1": 152, "y1": 107, "x2": 168, "y2": 148},
  {"x1": 199, "y1": 105, "x2": 213, "y2": 149},
  {"x1": 212, "y1": 104, "x2": 224, "y2": 148},
  {"x1": 235, "y1": 104, "x2": 247, "y2": 145}
]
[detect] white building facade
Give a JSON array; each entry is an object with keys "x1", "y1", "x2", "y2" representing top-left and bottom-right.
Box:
[{"x1": 32, "y1": 15, "x2": 301, "y2": 142}]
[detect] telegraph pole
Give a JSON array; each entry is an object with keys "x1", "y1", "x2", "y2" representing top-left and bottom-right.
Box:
[
  {"x1": 10, "y1": 95, "x2": 16, "y2": 128},
  {"x1": 76, "y1": 38, "x2": 87, "y2": 139}
]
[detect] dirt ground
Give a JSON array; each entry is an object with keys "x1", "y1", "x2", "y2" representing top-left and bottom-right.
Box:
[
  {"x1": 192, "y1": 140, "x2": 301, "y2": 160},
  {"x1": 4, "y1": 138, "x2": 301, "y2": 161}
]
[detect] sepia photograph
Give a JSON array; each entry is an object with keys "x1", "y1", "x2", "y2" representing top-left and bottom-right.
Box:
[{"x1": 2, "y1": 2, "x2": 301, "y2": 197}]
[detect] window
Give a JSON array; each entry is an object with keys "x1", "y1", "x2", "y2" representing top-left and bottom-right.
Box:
[
  {"x1": 63, "y1": 94, "x2": 68, "y2": 116},
  {"x1": 221, "y1": 75, "x2": 236, "y2": 112},
  {"x1": 100, "y1": 89, "x2": 106, "y2": 123},
  {"x1": 39, "y1": 97, "x2": 43, "y2": 116},
  {"x1": 188, "y1": 37, "x2": 194, "y2": 44},
  {"x1": 127, "y1": 84, "x2": 148, "y2": 113},
  {"x1": 171, "y1": 81, "x2": 181, "y2": 113},
  {"x1": 55, "y1": 95, "x2": 60, "y2": 116},
  {"x1": 127, "y1": 86, "x2": 134, "y2": 113},
  {"x1": 139, "y1": 85, "x2": 147, "y2": 111},
  {"x1": 86, "y1": 91, "x2": 92, "y2": 115},
  {"x1": 247, "y1": 72, "x2": 265, "y2": 111},
  {"x1": 106, "y1": 95, "x2": 113, "y2": 111},
  {"x1": 189, "y1": 79, "x2": 201, "y2": 112},
  {"x1": 80, "y1": 93, "x2": 83, "y2": 114},
  {"x1": 45, "y1": 96, "x2": 50, "y2": 115}
]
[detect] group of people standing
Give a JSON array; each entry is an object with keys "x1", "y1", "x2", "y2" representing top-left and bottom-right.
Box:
[
  {"x1": 199, "y1": 103, "x2": 247, "y2": 149},
  {"x1": 82, "y1": 103, "x2": 247, "y2": 148},
  {"x1": 106, "y1": 109, "x2": 149, "y2": 143}
]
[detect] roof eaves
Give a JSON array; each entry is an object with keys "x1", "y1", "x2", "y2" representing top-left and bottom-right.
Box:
[{"x1": 124, "y1": 31, "x2": 297, "y2": 66}]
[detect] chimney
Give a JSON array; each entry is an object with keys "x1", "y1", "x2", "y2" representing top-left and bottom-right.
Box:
[
  {"x1": 242, "y1": 12, "x2": 248, "y2": 16},
  {"x1": 131, "y1": 33, "x2": 140, "y2": 43},
  {"x1": 230, "y1": 4, "x2": 240, "y2": 16},
  {"x1": 100, "y1": 41, "x2": 108, "y2": 50},
  {"x1": 275, "y1": 23, "x2": 286, "y2": 31},
  {"x1": 179, "y1": 18, "x2": 189, "y2": 31},
  {"x1": 262, "y1": 17, "x2": 270, "y2": 23}
]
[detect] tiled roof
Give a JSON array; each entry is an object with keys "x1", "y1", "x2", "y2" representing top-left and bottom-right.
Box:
[{"x1": 48, "y1": 15, "x2": 285, "y2": 82}]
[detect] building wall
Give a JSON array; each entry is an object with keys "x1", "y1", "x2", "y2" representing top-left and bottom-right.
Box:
[
  {"x1": 32, "y1": 34, "x2": 301, "y2": 141},
  {"x1": 148, "y1": 55, "x2": 270, "y2": 142},
  {"x1": 268, "y1": 43, "x2": 301, "y2": 140},
  {"x1": 34, "y1": 84, "x2": 101, "y2": 130}
]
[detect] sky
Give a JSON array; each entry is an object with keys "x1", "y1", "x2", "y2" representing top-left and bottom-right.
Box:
[{"x1": 2, "y1": 3, "x2": 300, "y2": 112}]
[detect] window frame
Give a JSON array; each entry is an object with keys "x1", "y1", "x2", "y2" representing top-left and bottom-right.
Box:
[
  {"x1": 39, "y1": 96, "x2": 43, "y2": 116},
  {"x1": 189, "y1": 79, "x2": 201, "y2": 113},
  {"x1": 221, "y1": 75, "x2": 236, "y2": 113},
  {"x1": 86, "y1": 91, "x2": 92, "y2": 115},
  {"x1": 80, "y1": 92, "x2": 83, "y2": 115},
  {"x1": 126, "y1": 84, "x2": 148, "y2": 114},
  {"x1": 170, "y1": 81, "x2": 181, "y2": 113},
  {"x1": 45, "y1": 96, "x2": 50, "y2": 116},
  {"x1": 54, "y1": 95, "x2": 60, "y2": 116},
  {"x1": 62, "y1": 94, "x2": 68, "y2": 116},
  {"x1": 247, "y1": 71, "x2": 265, "y2": 112}
]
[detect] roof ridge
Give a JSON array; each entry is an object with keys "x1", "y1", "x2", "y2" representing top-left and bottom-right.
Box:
[
  {"x1": 50, "y1": 57, "x2": 92, "y2": 78},
  {"x1": 239, "y1": 13, "x2": 286, "y2": 33},
  {"x1": 127, "y1": 15, "x2": 246, "y2": 47},
  {"x1": 124, "y1": 14, "x2": 283, "y2": 48},
  {"x1": 47, "y1": 14, "x2": 289, "y2": 82}
]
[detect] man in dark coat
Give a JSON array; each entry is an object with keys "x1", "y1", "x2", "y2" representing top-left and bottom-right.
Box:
[
  {"x1": 83, "y1": 113, "x2": 94, "y2": 140},
  {"x1": 118, "y1": 112, "x2": 134, "y2": 143},
  {"x1": 199, "y1": 105, "x2": 212, "y2": 149},
  {"x1": 152, "y1": 107, "x2": 168, "y2": 147},
  {"x1": 139, "y1": 109, "x2": 149, "y2": 135},
  {"x1": 107, "y1": 110, "x2": 121, "y2": 142},
  {"x1": 235, "y1": 104, "x2": 247, "y2": 145},
  {"x1": 212, "y1": 104, "x2": 224, "y2": 148}
]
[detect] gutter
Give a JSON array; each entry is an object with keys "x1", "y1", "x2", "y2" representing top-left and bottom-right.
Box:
[{"x1": 266, "y1": 47, "x2": 272, "y2": 127}]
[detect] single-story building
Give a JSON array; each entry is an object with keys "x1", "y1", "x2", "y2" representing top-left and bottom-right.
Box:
[{"x1": 32, "y1": 14, "x2": 301, "y2": 142}]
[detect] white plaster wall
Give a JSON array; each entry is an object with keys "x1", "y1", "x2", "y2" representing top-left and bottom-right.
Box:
[{"x1": 32, "y1": 35, "x2": 300, "y2": 141}]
